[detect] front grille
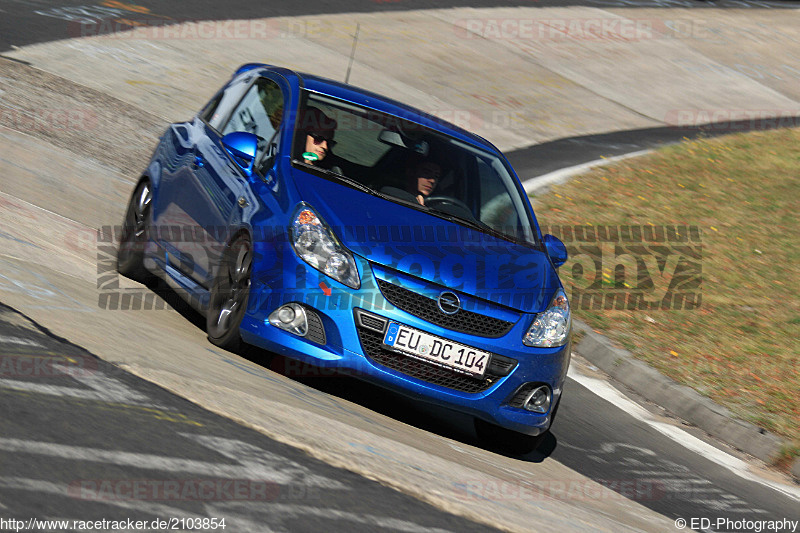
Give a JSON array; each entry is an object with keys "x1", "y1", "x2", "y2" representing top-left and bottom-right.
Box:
[
  {"x1": 354, "y1": 313, "x2": 517, "y2": 394},
  {"x1": 376, "y1": 279, "x2": 516, "y2": 337}
]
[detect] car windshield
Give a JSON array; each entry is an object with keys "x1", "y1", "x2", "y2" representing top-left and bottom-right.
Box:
[{"x1": 292, "y1": 90, "x2": 538, "y2": 247}]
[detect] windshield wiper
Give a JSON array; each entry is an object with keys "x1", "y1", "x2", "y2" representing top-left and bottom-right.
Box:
[
  {"x1": 292, "y1": 159, "x2": 378, "y2": 197},
  {"x1": 427, "y1": 208, "x2": 534, "y2": 247}
]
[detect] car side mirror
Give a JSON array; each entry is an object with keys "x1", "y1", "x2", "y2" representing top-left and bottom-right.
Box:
[
  {"x1": 221, "y1": 131, "x2": 258, "y2": 177},
  {"x1": 260, "y1": 141, "x2": 278, "y2": 171},
  {"x1": 543, "y1": 234, "x2": 568, "y2": 268}
]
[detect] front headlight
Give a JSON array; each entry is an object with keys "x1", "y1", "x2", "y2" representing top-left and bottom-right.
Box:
[
  {"x1": 523, "y1": 288, "x2": 570, "y2": 347},
  {"x1": 289, "y1": 204, "x2": 360, "y2": 289}
]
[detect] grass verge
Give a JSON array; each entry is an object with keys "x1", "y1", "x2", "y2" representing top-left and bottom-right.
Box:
[{"x1": 531, "y1": 127, "x2": 800, "y2": 466}]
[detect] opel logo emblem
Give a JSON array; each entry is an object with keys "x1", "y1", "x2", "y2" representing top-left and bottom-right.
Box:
[{"x1": 437, "y1": 291, "x2": 461, "y2": 315}]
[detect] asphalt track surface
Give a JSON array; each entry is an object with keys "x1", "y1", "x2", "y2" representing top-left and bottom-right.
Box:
[
  {"x1": 0, "y1": 303, "x2": 503, "y2": 532},
  {"x1": 2, "y1": 1, "x2": 800, "y2": 532},
  {"x1": 3, "y1": 0, "x2": 800, "y2": 52},
  {"x1": 2, "y1": 297, "x2": 799, "y2": 530}
]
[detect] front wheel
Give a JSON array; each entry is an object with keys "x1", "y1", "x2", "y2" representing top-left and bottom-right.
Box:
[
  {"x1": 474, "y1": 418, "x2": 546, "y2": 455},
  {"x1": 206, "y1": 235, "x2": 252, "y2": 350},
  {"x1": 117, "y1": 180, "x2": 152, "y2": 282}
]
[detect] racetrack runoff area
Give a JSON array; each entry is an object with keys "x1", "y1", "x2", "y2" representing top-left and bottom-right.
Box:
[
  {"x1": 7, "y1": 6, "x2": 800, "y2": 152},
  {"x1": 1, "y1": 4, "x2": 799, "y2": 533}
]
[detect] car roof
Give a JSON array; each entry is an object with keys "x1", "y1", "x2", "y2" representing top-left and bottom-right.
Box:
[{"x1": 238, "y1": 63, "x2": 499, "y2": 153}]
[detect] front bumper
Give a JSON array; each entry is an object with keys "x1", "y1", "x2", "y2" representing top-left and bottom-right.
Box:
[{"x1": 240, "y1": 248, "x2": 571, "y2": 436}]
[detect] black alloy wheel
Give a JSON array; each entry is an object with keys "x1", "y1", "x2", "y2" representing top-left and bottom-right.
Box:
[
  {"x1": 206, "y1": 235, "x2": 252, "y2": 350},
  {"x1": 117, "y1": 180, "x2": 152, "y2": 281}
]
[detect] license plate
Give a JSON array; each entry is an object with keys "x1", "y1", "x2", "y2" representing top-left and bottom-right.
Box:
[{"x1": 383, "y1": 322, "x2": 490, "y2": 378}]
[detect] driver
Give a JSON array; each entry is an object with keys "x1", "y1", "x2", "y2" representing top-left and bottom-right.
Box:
[{"x1": 405, "y1": 159, "x2": 442, "y2": 206}]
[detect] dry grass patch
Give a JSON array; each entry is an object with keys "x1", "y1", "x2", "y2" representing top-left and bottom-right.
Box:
[{"x1": 532, "y1": 128, "x2": 800, "y2": 464}]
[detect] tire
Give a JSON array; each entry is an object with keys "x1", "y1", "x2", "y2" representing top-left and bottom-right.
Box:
[
  {"x1": 117, "y1": 180, "x2": 152, "y2": 282},
  {"x1": 206, "y1": 235, "x2": 252, "y2": 350},
  {"x1": 474, "y1": 418, "x2": 546, "y2": 455}
]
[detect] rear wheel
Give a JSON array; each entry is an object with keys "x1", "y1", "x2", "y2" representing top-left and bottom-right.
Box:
[
  {"x1": 474, "y1": 418, "x2": 546, "y2": 455},
  {"x1": 117, "y1": 180, "x2": 152, "y2": 281},
  {"x1": 206, "y1": 235, "x2": 252, "y2": 350}
]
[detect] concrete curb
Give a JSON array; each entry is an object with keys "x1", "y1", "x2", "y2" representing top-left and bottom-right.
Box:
[
  {"x1": 572, "y1": 319, "x2": 794, "y2": 473},
  {"x1": 522, "y1": 150, "x2": 652, "y2": 195}
]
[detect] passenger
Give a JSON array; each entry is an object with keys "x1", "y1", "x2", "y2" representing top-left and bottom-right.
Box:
[{"x1": 297, "y1": 107, "x2": 337, "y2": 166}]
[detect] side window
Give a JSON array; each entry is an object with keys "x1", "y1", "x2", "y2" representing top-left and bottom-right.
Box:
[
  {"x1": 201, "y1": 75, "x2": 251, "y2": 131},
  {"x1": 220, "y1": 78, "x2": 284, "y2": 165}
]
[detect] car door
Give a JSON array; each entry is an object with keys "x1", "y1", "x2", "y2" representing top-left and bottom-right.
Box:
[
  {"x1": 151, "y1": 73, "x2": 251, "y2": 283},
  {"x1": 173, "y1": 75, "x2": 287, "y2": 287}
]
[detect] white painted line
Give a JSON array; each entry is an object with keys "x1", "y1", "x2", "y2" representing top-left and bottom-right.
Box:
[
  {"x1": 567, "y1": 364, "x2": 800, "y2": 502},
  {"x1": 0, "y1": 335, "x2": 42, "y2": 347},
  {"x1": 522, "y1": 150, "x2": 651, "y2": 195},
  {"x1": 0, "y1": 379, "x2": 136, "y2": 402},
  {"x1": 64, "y1": 363, "x2": 151, "y2": 404},
  {"x1": 181, "y1": 433, "x2": 346, "y2": 489},
  {"x1": 0, "y1": 436, "x2": 344, "y2": 489},
  {"x1": 0, "y1": 362, "x2": 161, "y2": 407}
]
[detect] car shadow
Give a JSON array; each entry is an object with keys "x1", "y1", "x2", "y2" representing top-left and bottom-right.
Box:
[
  {"x1": 238, "y1": 349, "x2": 559, "y2": 463},
  {"x1": 143, "y1": 277, "x2": 206, "y2": 331}
]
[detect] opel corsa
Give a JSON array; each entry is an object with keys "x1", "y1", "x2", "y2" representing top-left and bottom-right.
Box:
[{"x1": 118, "y1": 64, "x2": 571, "y2": 452}]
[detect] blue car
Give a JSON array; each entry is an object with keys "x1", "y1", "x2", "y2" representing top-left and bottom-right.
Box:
[{"x1": 117, "y1": 64, "x2": 571, "y2": 452}]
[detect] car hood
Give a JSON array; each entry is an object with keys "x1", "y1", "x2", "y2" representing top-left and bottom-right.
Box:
[{"x1": 292, "y1": 171, "x2": 559, "y2": 313}]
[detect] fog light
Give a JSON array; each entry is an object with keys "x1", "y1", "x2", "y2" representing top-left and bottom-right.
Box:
[
  {"x1": 269, "y1": 304, "x2": 308, "y2": 336},
  {"x1": 523, "y1": 385, "x2": 551, "y2": 414},
  {"x1": 277, "y1": 306, "x2": 296, "y2": 323}
]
